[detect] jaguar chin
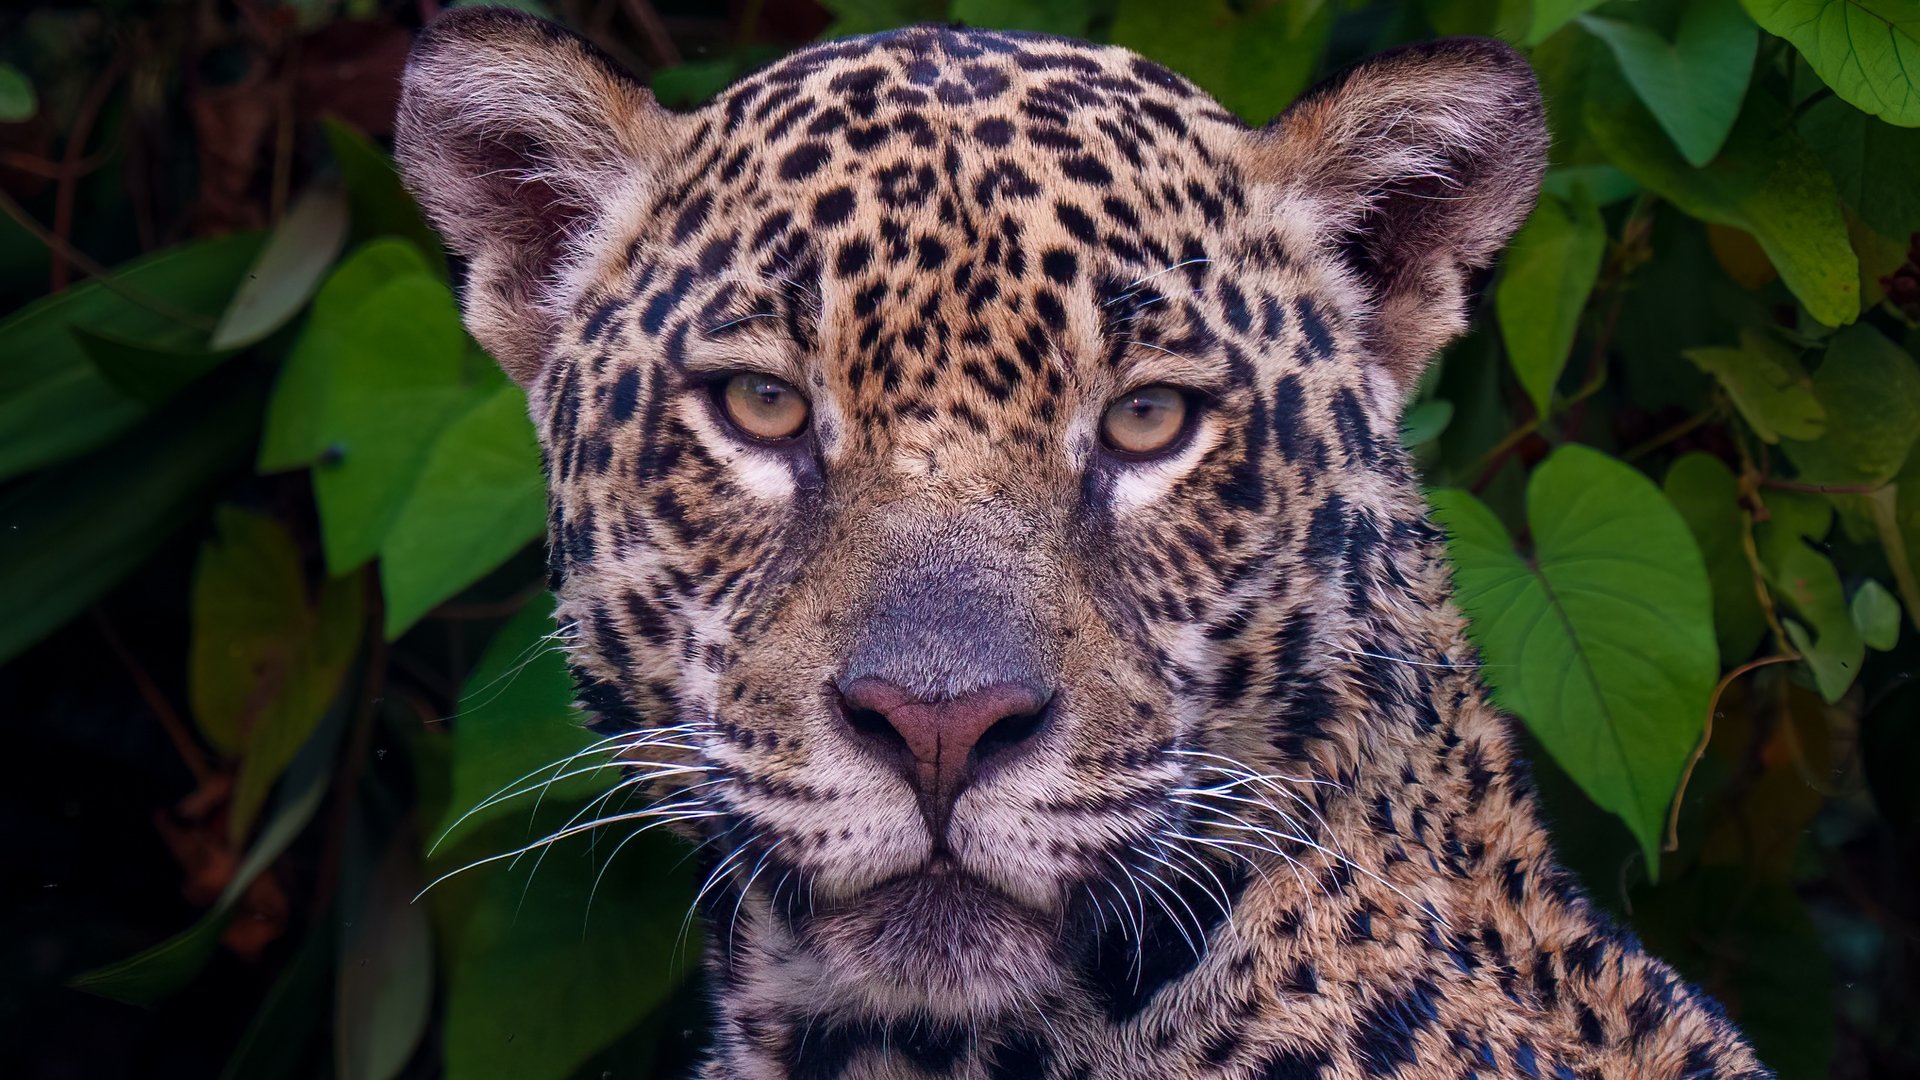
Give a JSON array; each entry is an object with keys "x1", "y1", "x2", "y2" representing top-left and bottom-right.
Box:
[
  {"x1": 794, "y1": 867, "x2": 1070, "y2": 1021},
  {"x1": 397, "y1": 7, "x2": 1771, "y2": 1077}
]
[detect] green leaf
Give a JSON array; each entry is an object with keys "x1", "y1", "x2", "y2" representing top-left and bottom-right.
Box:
[
  {"x1": 1800, "y1": 96, "x2": 1920, "y2": 241},
  {"x1": 1579, "y1": 0, "x2": 1757, "y2": 166},
  {"x1": 71, "y1": 702, "x2": 340, "y2": 1005},
  {"x1": 1400, "y1": 398, "x2": 1455, "y2": 446},
  {"x1": 1684, "y1": 330, "x2": 1828, "y2": 442},
  {"x1": 652, "y1": 60, "x2": 741, "y2": 108},
  {"x1": 190, "y1": 507, "x2": 316, "y2": 755},
  {"x1": 430, "y1": 598, "x2": 694, "y2": 1078},
  {"x1": 212, "y1": 183, "x2": 350, "y2": 350},
  {"x1": 218, "y1": 926, "x2": 332, "y2": 1080},
  {"x1": 951, "y1": 0, "x2": 1093, "y2": 35},
  {"x1": 1586, "y1": 84, "x2": 1859, "y2": 325},
  {"x1": 819, "y1": 0, "x2": 946, "y2": 35},
  {"x1": 1779, "y1": 323, "x2": 1920, "y2": 485},
  {"x1": 0, "y1": 386, "x2": 255, "y2": 664},
  {"x1": 433, "y1": 597, "x2": 598, "y2": 849},
  {"x1": 438, "y1": 828, "x2": 693, "y2": 1080},
  {"x1": 72, "y1": 327, "x2": 235, "y2": 404},
  {"x1": 1851, "y1": 578, "x2": 1902, "y2": 648},
  {"x1": 0, "y1": 62, "x2": 37, "y2": 122},
  {"x1": 1742, "y1": 0, "x2": 1920, "y2": 127},
  {"x1": 379, "y1": 383, "x2": 547, "y2": 639},
  {"x1": 323, "y1": 118, "x2": 448, "y2": 277},
  {"x1": 1664, "y1": 453, "x2": 1769, "y2": 664},
  {"x1": 1496, "y1": 186, "x2": 1608, "y2": 418},
  {"x1": 1430, "y1": 445, "x2": 1718, "y2": 865},
  {"x1": 1109, "y1": 0, "x2": 1335, "y2": 123},
  {"x1": 300, "y1": 274, "x2": 476, "y2": 573},
  {"x1": 1776, "y1": 551, "x2": 1864, "y2": 700},
  {"x1": 258, "y1": 239, "x2": 437, "y2": 473},
  {"x1": 1753, "y1": 493, "x2": 1865, "y2": 699},
  {"x1": 226, "y1": 541, "x2": 365, "y2": 843},
  {"x1": 337, "y1": 827, "x2": 433, "y2": 1080},
  {"x1": 1540, "y1": 163, "x2": 1641, "y2": 205},
  {"x1": 1531, "y1": 0, "x2": 1611, "y2": 43},
  {"x1": 0, "y1": 232, "x2": 264, "y2": 481}
]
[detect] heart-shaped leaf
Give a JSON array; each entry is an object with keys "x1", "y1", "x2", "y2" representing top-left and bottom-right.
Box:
[
  {"x1": 1531, "y1": 0, "x2": 1612, "y2": 43},
  {"x1": 379, "y1": 382, "x2": 546, "y2": 639},
  {"x1": 1581, "y1": 0, "x2": 1758, "y2": 165},
  {"x1": 1431, "y1": 445, "x2": 1718, "y2": 865},
  {"x1": 1497, "y1": 185, "x2": 1608, "y2": 418}
]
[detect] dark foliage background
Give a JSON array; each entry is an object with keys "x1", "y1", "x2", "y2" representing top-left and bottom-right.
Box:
[{"x1": 2, "y1": 1, "x2": 1917, "y2": 1077}]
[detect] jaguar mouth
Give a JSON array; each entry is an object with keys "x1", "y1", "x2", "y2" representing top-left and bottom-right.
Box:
[{"x1": 801, "y1": 862, "x2": 1068, "y2": 1017}]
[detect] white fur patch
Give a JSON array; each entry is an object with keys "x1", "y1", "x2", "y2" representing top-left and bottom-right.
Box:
[
  {"x1": 1107, "y1": 416, "x2": 1224, "y2": 513},
  {"x1": 678, "y1": 399, "x2": 799, "y2": 502}
]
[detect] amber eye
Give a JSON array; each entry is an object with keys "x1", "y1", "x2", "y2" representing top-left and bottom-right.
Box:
[
  {"x1": 1100, "y1": 385, "x2": 1191, "y2": 456},
  {"x1": 718, "y1": 372, "x2": 810, "y2": 442}
]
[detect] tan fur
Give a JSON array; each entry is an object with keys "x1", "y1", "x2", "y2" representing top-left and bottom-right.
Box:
[{"x1": 397, "y1": 11, "x2": 1767, "y2": 1079}]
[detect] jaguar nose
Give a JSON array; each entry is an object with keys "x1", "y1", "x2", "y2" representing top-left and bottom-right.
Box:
[{"x1": 836, "y1": 677, "x2": 1051, "y2": 837}]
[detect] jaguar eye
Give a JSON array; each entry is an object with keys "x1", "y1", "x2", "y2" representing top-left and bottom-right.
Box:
[
  {"x1": 718, "y1": 371, "x2": 810, "y2": 442},
  {"x1": 1100, "y1": 385, "x2": 1191, "y2": 457}
]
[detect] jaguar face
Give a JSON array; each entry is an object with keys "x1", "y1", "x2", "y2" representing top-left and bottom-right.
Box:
[{"x1": 397, "y1": 10, "x2": 1543, "y2": 1022}]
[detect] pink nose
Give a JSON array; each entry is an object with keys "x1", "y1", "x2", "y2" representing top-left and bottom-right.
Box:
[{"x1": 837, "y1": 677, "x2": 1051, "y2": 835}]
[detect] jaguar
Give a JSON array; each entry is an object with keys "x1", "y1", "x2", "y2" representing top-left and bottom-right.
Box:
[{"x1": 395, "y1": 8, "x2": 1768, "y2": 1078}]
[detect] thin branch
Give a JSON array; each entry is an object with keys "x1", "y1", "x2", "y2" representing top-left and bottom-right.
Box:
[
  {"x1": 1738, "y1": 504, "x2": 1791, "y2": 648},
  {"x1": 0, "y1": 185, "x2": 215, "y2": 328},
  {"x1": 0, "y1": 148, "x2": 113, "y2": 179},
  {"x1": 1761, "y1": 477, "x2": 1887, "y2": 495},
  {"x1": 51, "y1": 52, "x2": 127, "y2": 292},
  {"x1": 1623, "y1": 405, "x2": 1719, "y2": 463},
  {"x1": 620, "y1": 0, "x2": 683, "y2": 67},
  {"x1": 1664, "y1": 654, "x2": 1800, "y2": 854},
  {"x1": 93, "y1": 608, "x2": 215, "y2": 786}
]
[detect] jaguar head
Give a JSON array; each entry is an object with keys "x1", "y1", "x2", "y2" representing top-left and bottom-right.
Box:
[{"x1": 397, "y1": 8, "x2": 1543, "y2": 1021}]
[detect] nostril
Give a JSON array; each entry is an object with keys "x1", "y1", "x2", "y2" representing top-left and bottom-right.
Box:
[
  {"x1": 832, "y1": 684, "x2": 915, "y2": 763},
  {"x1": 972, "y1": 698, "x2": 1051, "y2": 762},
  {"x1": 846, "y1": 704, "x2": 901, "y2": 745}
]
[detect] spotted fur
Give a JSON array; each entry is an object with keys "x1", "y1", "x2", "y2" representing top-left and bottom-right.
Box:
[{"x1": 397, "y1": 10, "x2": 1768, "y2": 1078}]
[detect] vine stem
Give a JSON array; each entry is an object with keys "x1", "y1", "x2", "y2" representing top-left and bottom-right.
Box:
[
  {"x1": 1762, "y1": 477, "x2": 1887, "y2": 495},
  {"x1": 1622, "y1": 404, "x2": 1719, "y2": 462},
  {"x1": 93, "y1": 609, "x2": 214, "y2": 786},
  {"x1": 1465, "y1": 367, "x2": 1607, "y2": 492},
  {"x1": 0, "y1": 186, "x2": 214, "y2": 328},
  {"x1": 1663, "y1": 654, "x2": 1800, "y2": 854}
]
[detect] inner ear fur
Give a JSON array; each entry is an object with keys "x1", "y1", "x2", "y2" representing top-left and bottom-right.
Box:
[
  {"x1": 395, "y1": 7, "x2": 676, "y2": 385},
  {"x1": 1252, "y1": 38, "x2": 1547, "y2": 390}
]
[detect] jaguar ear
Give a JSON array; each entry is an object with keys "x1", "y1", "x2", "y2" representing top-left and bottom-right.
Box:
[
  {"x1": 1251, "y1": 38, "x2": 1547, "y2": 391},
  {"x1": 395, "y1": 7, "x2": 676, "y2": 385}
]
